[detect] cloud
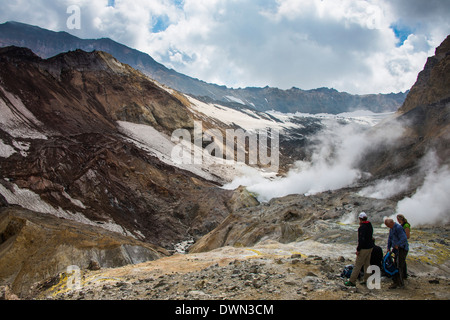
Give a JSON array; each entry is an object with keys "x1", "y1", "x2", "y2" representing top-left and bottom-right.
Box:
[
  {"x1": 143, "y1": 0, "x2": 448, "y2": 94},
  {"x1": 0, "y1": 0, "x2": 449, "y2": 94}
]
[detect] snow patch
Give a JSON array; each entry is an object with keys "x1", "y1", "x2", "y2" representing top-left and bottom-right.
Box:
[
  {"x1": 0, "y1": 139, "x2": 15, "y2": 158},
  {"x1": 0, "y1": 180, "x2": 135, "y2": 238},
  {"x1": 225, "y1": 95, "x2": 245, "y2": 105},
  {"x1": 186, "y1": 95, "x2": 294, "y2": 131},
  {"x1": 117, "y1": 120, "x2": 261, "y2": 183},
  {"x1": 0, "y1": 86, "x2": 47, "y2": 139},
  {"x1": 174, "y1": 239, "x2": 195, "y2": 254},
  {"x1": 117, "y1": 120, "x2": 222, "y2": 181},
  {"x1": 267, "y1": 110, "x2": 393, "y2": 127},
  {"x1": 0, "y1": 180, "x2": 84, "y2": 219},
  {"x1": 12, "y1": 140, "x2": 31, "y2": 157},
  {"x1": 62, "y1": 191, "x2": 87, "y2": 209}
]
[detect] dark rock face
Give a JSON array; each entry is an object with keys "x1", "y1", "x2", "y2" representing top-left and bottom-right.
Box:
[
  {"x1": 399, "y1": 35, "x2": 450, "y2": 115},
  {"x1": 0, "y1": 47, "x2": 234, "y2": 249},
  {"x1": 0, "y1": 47, "x2": 194, "y2": 135},
  {"x1": 0, "y1": 133, "x2": 232, "y2": 247},
  {"x1": 359, "y1": 35, "x2": 450, "y2": 179}
]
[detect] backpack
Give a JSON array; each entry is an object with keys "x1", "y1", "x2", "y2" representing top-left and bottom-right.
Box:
[
  {"x1": 383, "y1": 251, "x2": 398, "y2": 276},
  {"x1": 340, "y1": 264, "x2": 364, "y2": 279},
  {"x1": 341, "y1": 265, "x2": 354, "y2": 278}
]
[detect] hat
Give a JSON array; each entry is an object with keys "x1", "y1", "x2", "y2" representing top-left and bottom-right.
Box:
[{"x1": 358, "y1": 212, "x2": 367, "y2": 219}]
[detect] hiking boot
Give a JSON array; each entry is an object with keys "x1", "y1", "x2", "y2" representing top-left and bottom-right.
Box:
[{"x1": 344, "y1": 281, "x2": 356, "y2": 287}]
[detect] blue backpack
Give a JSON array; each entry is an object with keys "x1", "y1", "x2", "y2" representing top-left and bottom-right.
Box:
[
  {"x1": 341, "y1": 265, "x2": 354, "y2": 278},
  {"x1": 383, "y1": 251, "x2": 398, "y2": 276},
  {"x1": 341, "y1": 264, "x2": 364, "y2": 279}
]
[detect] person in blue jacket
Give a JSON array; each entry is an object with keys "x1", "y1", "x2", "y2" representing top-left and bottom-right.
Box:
[{"x1": 385, "y1": 218, "x2": 409, "y2": 289}]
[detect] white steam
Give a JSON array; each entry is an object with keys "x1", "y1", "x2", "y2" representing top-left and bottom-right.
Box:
[
  {"x1": 224, "y1": 113, "x2": 450, "y2": 226},
  {"x1": 225, "y1": 117, "x2": 405, "y2": 202},
  {"x1": 395, "y1": 164, "x2": 450, "y2": 226},
  {"x1": 358, "y1": 176, "x2": 411, "y2": 199},
  {"x1": 360, "y1": 150, "x2": 450, "y2": 226}
]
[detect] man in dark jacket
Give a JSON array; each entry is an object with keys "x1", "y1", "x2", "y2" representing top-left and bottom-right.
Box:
[{"x1": 345, "y1": 212, "x2": 375, "y2": 287}]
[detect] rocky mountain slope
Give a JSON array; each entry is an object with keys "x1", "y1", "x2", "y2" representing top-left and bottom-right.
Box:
[
  {"x1": 399, "y1": 35, "x2": 450, "y2": 115},
  {"x1": 360, "y1": 35, "x2": 450, "y2": 180},
  {"x1": 189, "y1": 188, "x2": 396, "y2": 254},
  {"x1": 0, "y1": 46, "x2": 243, "y2": 296},
  {"x1": 0, "y1": 21, "x2": 407, "y2": 114},
  {"x1": 0, "y1": 46, "x2": 236, "y2": 247}
]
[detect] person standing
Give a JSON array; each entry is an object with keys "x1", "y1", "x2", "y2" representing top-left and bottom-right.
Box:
[
  {"x1": 397, "y1": 214, "x2": 411, "y2": 239},
  {"x1": 385, "y1": 218, "x2": 409, "y2": 289},
  {"x1": 345, "y1": 212, "x2": 375, "y2": 287},
  {"x1": 397, "y1": 214, "x2": 411, "y2": 278}
]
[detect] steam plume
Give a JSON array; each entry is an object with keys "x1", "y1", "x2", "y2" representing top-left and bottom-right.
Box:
[{"x1": 225, "y1": 117, "x2": 405, "y2": 202}]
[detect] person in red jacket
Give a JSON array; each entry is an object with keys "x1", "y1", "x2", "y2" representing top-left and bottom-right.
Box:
[{"x1": 345, "y1": 212, "x2": 375, "y2": 287}]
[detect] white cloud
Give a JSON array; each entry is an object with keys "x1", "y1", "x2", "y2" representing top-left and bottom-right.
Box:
[{"x1": 0, "y1": 0, "x2": 449, "y2": 94}]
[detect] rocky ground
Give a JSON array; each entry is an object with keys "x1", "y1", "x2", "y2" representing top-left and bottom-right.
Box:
[{"x1": 26, "y1": 219, "x2": 450, "y2": 301}]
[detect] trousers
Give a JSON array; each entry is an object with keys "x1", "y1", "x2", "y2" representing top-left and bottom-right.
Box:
[
  {"x1": 349, "y1": 248, "x2": 373, "y2": 284},
  {"x1": 393, "y1": 248, "x2": 408, "y2": 286}
]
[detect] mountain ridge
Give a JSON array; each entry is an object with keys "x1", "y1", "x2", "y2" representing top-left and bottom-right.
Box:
[{"x1": 0, "y1": 21, "x2": 407, "y2": 114}]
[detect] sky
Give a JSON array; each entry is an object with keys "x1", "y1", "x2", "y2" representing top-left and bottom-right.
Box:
[{"x1": 1, "y1": 0, "x2": 449, "y2": 94}]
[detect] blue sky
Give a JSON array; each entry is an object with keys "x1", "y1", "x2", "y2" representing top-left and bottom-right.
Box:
[
  {"x1": 0, "y1": 0, "x2": 449, "y2": 94},
  {"x1": 152, "y1": 14, "x2": 171, "y2": 33},
  {"x1": 391, "y1": 23, "x2": 414, "y2": 46}
]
